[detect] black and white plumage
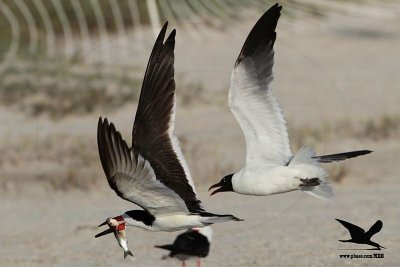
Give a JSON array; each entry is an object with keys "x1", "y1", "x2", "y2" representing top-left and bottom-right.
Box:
[
  {"x1": 155, "y1": 227, "x2": 212, "y2": 267},
  {"x1": 209, "y1": 4, "x2": 372, "y2": 199},
  {"x1": 96, "y1": 22, "x2": 241, "y2": 234}
]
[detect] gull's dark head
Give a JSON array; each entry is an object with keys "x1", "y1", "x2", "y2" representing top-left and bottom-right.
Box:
[{"x1": 209, "y1": 174, "x2": 234, "y2": 196}]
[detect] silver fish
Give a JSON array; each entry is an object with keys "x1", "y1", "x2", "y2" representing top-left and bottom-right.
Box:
[{"x1": 96, "y1": 217, "x2": 134, "y2": 259}]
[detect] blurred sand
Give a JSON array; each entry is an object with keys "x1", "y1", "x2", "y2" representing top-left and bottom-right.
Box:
[
  {"x1": 1, "y1": 1, "x2": 400, "y2": 267},
  {"x1": 1, "y1": 184, "x2": 399, "y2": 267}
]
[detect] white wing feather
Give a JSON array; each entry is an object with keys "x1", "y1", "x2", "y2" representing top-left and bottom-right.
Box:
[{"x1": 229, "y1": 54, "x2": 292, "y2": 165}]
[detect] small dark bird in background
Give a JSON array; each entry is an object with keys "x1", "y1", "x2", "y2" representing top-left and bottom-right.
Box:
[
  {"x1": 336, "y1": 219, "x2": 386, "y2": 250},
  {"x1": 155, "y1": 226, "x2": 213, "y2": 267}
]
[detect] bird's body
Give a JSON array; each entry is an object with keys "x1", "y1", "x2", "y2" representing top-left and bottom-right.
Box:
[
  {"x1": 231, "y1": 146, "x2": 330, "y2": 197},
  {"x1": 95, "y1": 21, "x2": 240, "y2": 244},
  {"x1": 209, "y1": 3, "x2": 371, "y2": 199},
  {"x1": 121, "y1": 211, "x2": 230, "y2": 232},
  {"x1": 233, "y1": 165, "x2": 309, "y2": 196},
  {"x1": 156, "y1": 227, "x2": 212, "y2": 267}
]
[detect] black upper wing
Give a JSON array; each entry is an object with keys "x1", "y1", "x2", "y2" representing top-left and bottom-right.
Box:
[
  {"x1": 365, "y1": 220, "x2": 383, "y2": 239},
  {"x1": 132, "y1": 22, "x2": 202, "y2": 213},
  {"x1": 236, "y1": 3, "x2": 281, "y2": 66},
  {"x1": 336, "y1": 219, "x2": 365, "y2": 239}
]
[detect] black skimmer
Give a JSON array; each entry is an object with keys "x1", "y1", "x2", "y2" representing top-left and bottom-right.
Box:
[
  {"x1": 209, "y1": 3, "x2": 372, "y2": 199},
  {"x1": 336, "y1": 219, "x2": 386, "y2": 250},
  {"x1": 96, "y1": 22, "x2": 241, "y2": 236},
  {"x1": 95, "y1": 217, "x2": 134, "y2": 259},
  {"x1": 155, "y1": 226, "x2": 212, "y2": 267}
]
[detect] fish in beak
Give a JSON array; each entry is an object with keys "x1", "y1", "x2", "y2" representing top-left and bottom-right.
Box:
[{"x1": 95, "y1": 217, "x2": 133, "y2": 259}]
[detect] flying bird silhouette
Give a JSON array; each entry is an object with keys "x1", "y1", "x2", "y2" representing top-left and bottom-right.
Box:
[{"x1": 336, "y1": 219, "x2": 386, "y2": 250}]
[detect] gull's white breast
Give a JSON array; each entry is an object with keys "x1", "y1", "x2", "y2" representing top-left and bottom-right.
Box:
[{"x1": 232, "y1": 165, "x2": 303, "y2": 196}]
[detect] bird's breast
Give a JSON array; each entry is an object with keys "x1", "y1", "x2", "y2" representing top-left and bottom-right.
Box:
[{"x1": 233, "y1": 166, "x2": 301, "y2": 195}]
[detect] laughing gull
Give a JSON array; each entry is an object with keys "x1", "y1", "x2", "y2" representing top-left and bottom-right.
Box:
[
  {"x1": 336, "y1": 219, "x2": 385, "y2": 250},
  {"x1": 209, "y1": 4, "x2": 372, "y2": 199},
  {"x1": 155, "y1": 226, "x2": 212, "y2": 267},
  {"x1": 96, "y1": 23, "x2": 241, "y2": 235}
]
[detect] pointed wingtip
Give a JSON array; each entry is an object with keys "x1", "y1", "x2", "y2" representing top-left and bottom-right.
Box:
[
  {"x1": 234, "y1": 216, "x2": 245, "y2": 222},
  {"x1": 236, "y1": 3, "x2": 282, "y2": 64},
  {"x1": 161, "y1": 21, "x2": 168, "y2": 33},
  {"x1": 170, "y1": 28, "x2": 176, "y2": 38},
  {"x1": 335, "y1": 218, "x2": 345, "y2": 224}
]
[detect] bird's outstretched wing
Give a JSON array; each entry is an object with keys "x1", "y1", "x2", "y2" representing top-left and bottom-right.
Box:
[
  {"x1": 131, "y1": 22, "x2": 202, "y2": 212},
  {"x1": 365, "y1": 220, "x2": 383, "y2": 239},
  {"x1": 229, "y1": 4, "x2": 292, "y2": 166},
  {"x1": 336, "y1": 219, "x2": 365, "y2": 239},
  {"x1": 98, "y1": 118, "x2": 189, "y2": 215}
]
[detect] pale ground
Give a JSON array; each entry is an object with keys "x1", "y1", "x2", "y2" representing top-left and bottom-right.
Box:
[{"x1": 1, "y1": 2, "x2": 400, "y2": 267}]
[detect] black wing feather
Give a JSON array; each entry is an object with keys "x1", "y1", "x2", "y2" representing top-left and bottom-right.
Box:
[
  {"x1": 97, "y1": 117, "x2": 143, "y2": 207},
  {"x1": 365, "y1": 220, "x2": 383, "y2": 239},
  {"x1": 132, "y1": 22, "x2": 202, "y2": 213},
  {"x1": 336, "y1": 219, "x2": 365, "y2": 238},
  {"x1": 236, "y1": 3, "x2": 281, "y2": 65},
  {"x1": 313, "y1": 150, "x2": 372, "y2": 163}
]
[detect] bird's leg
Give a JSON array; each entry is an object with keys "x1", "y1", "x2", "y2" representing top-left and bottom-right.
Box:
[
  {"x1": 299, "y1": 177, "x2": 320, "y2": 187},
  {"x1": 197, "y1": 257, "x2": 201, "y2": 267},
  {"x1": 182, "y1": 260, "x2": 186, "y2": 267}
]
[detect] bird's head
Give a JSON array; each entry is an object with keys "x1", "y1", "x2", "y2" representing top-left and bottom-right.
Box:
[
  {"x1": 95, "y1": 216, "x2": 126, "y2": 238},
  {"x1": 209, "y1": 174, "x2": 234, "y2": 195}
]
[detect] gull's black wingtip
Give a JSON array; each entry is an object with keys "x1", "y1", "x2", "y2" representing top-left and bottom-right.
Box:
[{"x1": 236, "y1": 3, "x2": 282, "y2": 64}]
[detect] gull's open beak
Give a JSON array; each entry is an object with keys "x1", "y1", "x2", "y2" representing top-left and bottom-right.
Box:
[
  {"x1": 208, "y1": 182, "x2": 224, "y2": 196},
  {"x1": 95, "y1": 228, "x2": 113, "y2": 238}
]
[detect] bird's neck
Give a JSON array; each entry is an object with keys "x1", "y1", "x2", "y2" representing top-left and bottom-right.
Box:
[{"x1": 122, "y1": 210, "x2": 156, "y2": 230}]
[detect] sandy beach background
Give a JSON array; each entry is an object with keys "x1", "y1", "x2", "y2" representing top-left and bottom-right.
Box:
[{"x1": 0, "y1": 1, "x2": 399, "y2": 266}]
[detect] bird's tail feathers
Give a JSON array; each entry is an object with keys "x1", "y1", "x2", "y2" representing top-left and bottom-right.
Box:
[
  {"x1": 303, "y1": 180, "x2": 334, "y2": 200},
  {"x1": 290, "y1": 145, "x2": 334, "y2": 200},
  {"x1": 289, "y1": 145, "x2": 318, "y2": 166}
]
